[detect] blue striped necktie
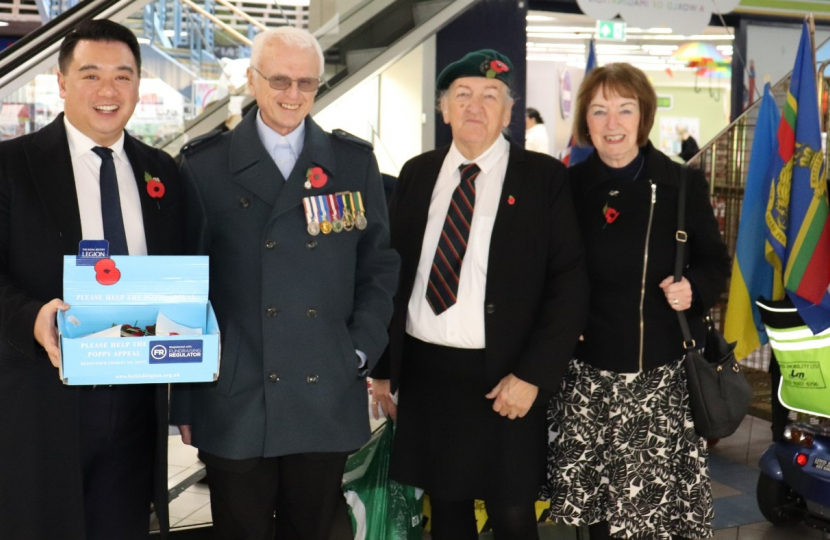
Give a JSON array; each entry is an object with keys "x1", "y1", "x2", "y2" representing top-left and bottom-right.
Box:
[
  {"x1": 425, "y1": 162, "x2": 480, "y2": 315},
  {"x1": 92, "y1": 146, "x2": 129, "y2": 256}
]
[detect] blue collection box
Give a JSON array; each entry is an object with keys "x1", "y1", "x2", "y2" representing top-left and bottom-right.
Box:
[{"x1": 58, "y1": 255, "x2": 220, "y2": 385}]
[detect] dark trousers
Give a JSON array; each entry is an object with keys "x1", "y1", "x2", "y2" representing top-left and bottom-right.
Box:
[
  {"x1": 79, "y1": 384, "x2": 156, "y2": 540},
  {"x1": 204, "y1": 451, "x2": 353, "y2": 540},
  {"x1": 429, "y1": 497, "x2": 539, "y2": 540}
]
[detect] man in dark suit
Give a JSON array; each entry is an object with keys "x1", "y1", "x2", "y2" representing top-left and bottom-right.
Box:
[
  {"x1": 370, "y1": 49, "x2": 588, "y2": 540},
  {"x1": 170, "y1": 27, "x2": 399, "y2": 539},
  {"x1": 0, "y1": 20, "x2": 182, "y2": 540}
]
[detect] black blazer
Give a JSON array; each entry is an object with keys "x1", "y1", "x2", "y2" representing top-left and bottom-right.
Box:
[
  {"x1": 0, "y1": 115, "x2": 183, "y2": 539},
  {"x1": 372, "y1": 143, "x2": 589, "y2": 394},
  {"x1": 569, "y1": 143, "x2": 730, "y2": 373}
]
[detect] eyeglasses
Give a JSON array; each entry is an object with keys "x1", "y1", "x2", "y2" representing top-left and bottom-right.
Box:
[{"x1": 251, "y1": 66, "x2": 321, "y2": 92}]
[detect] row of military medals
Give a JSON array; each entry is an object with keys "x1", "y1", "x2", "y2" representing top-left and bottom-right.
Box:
[{"x1": 302, "y1": 192, "x2": 368, "y2": 236}]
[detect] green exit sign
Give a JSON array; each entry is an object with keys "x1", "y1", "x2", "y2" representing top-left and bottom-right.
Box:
[{"x1": 596, "y1": 20, "x2": 626, "y2": 41}]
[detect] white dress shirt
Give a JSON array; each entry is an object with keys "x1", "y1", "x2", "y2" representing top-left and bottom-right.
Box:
[
  {"x1": 65, "y1": 117, "x2": 147, "y2": 256},
  {"x1": 406, "y1": 135, "x2": 510, "y2": 349},
  {"x1": 525, "y1": 123, "x2": 550, "y2": 155},
  {"x1": 256, "y1": 111, "x2": 305, "y2": 180}
]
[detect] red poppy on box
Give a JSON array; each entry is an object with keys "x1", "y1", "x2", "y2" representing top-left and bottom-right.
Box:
[{"x1": 94, "y1": 258, "x2": 121, "y2": 286}]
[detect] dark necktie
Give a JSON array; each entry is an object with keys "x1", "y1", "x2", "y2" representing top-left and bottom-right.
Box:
[
  {"x1": 92, "y1": 146, "x2": 129, "y2": 255},
  {"x1": 425, "y1": 162, "x2": 480, "y2": 315}
]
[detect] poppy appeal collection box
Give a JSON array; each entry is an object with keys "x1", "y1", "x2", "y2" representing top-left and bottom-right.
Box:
[{"x1": 58, "y1": 255, "x2": 220, "y2": 385}]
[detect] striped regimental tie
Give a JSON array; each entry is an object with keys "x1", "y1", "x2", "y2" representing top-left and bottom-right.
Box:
[{"x1": 425, "y1": 162, "x2": 480, "y2": 315}]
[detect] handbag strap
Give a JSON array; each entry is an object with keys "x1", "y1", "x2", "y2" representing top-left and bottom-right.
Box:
[{"x1": 673, "y1": 166, "x2": 695, "y2": 349}]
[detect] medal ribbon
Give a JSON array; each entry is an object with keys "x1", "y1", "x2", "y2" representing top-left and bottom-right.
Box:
[
  {"x1": 316, "y1": 195, "x2": 328, "y2": 222},
  {"x1": 328, "y1": 194, "x2": 339, "y2": 220},
  {"x1": 336, "y1": 194, "x2": 346, "y2": 221},
  {"x1": 354, "y1": 191, "x2": 365, "y2": 215},
  {"x1": 303, "y1": 197, "x2": 314, "y2": 226},
  {"x1": 310, "y1": 196, "x2": 321, "y2": 225}
]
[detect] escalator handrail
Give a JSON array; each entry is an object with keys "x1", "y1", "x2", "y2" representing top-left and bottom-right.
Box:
[{"x1": 0, "y1": 0, "x2": 143, "y2": 87}]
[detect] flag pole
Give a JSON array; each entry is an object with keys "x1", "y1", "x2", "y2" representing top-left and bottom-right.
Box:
[{"x1": 808, "y1": 14, "x2": 819, "y2": 118}]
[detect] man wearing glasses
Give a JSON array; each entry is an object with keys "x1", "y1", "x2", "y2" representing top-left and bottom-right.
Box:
[{"x1": 171, "y1": 27, "x2": 398, "y2": 539}]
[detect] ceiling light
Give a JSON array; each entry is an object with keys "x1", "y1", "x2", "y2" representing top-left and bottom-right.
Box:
[
  {"x1": 527, "y1": 14, "x2": 556, "y2": 22},
  {"x1": 527, "y1": 25, "x2": 597, "y2": 34},
  {"x1": 527, "y1": 32, "x2": 588, "y2": 40}
]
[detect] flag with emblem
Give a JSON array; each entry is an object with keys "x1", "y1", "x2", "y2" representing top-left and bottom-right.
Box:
[{"x1": 764, "y1": 20, "x2": 830, "y2": 333}]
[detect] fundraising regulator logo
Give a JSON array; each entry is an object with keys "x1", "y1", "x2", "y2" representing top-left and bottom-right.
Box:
[{"x1": 149, "y1": 340, "x2": 203, "y2": 364}]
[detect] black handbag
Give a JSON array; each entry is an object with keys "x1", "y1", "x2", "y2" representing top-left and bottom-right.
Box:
[{"x1": 674, "y1": 167, "x2": 752, "y2": 439}]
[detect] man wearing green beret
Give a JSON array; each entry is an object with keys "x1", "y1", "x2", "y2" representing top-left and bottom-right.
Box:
[{"x1": 371, "y1": 49, "x2": 589, "y2": 539}]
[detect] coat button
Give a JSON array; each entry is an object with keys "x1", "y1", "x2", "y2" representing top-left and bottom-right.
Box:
[
  {"x1": 307, "y1": 240, "x2": 317, "y2": 249},
  {"x1": 265, "y1": 239, "x2": 275, "y2": 249},
  {"x1": 485, "y1": 303, "x2": 496, "y2": 314},
  {"x1": 266, "y1": 307, "x2": 277, "y2": 317},
  {"x1": 307, "y1": 308, "x2": 317, "y2": 318},
  {"x1": 268, "y1": 373, "x2": 279, "y2": 383},
  {"x1": 239, "y1": 197, "x2": 250, "y2": 209},
  {"x1": 307, "y1": 374, "x2": 319, "y2": 383}
]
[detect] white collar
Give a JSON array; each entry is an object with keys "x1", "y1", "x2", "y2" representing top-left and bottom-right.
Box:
[
  {"x1": 64, "y1": 116, "x2": 127, "y2": 163},
  {"x1": 445, "y1": 135, "x2": 509, "y2": 175},
  {"x1": 256, "y1": 110, "x2": 305, "y2": 155}
]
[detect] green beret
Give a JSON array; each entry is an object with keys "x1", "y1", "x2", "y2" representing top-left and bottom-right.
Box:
[{"x1": 436, "y1": 49, "x2": 513, "y2": 91}]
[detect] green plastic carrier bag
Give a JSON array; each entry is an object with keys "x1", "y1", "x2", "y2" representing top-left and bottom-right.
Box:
[{"x1": 342, "y1": 420, "x2": 423, "y2": 540}]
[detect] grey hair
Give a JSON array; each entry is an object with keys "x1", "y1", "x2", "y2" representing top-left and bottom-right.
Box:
[{"x1": 251, "y1": 27, "x2": 325, "y2": 77}]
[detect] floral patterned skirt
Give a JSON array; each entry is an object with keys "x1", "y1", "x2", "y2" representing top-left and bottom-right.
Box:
[{"x1": 540, "y1": 358, "x2": 714, "y2": 539}]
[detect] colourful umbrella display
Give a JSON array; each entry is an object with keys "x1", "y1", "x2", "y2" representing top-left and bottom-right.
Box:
[{"x1": 673, "y1": 41, "x2": 725, "y2": 63}]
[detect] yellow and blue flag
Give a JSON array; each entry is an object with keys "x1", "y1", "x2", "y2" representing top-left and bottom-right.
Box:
[{"x1": 724, "y1": 83, "x2": 780, "y2": 359}]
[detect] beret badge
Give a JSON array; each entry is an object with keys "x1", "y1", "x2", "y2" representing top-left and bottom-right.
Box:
[{"x1": 481, "y1": 59, "x2": 510, "y2": 79}]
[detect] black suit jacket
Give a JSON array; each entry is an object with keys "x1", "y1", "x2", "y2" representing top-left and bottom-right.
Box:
[
  {"x1": 0, "y1": 115, "x2": 183, "y2": 539},
  {"x1": 372, "y1": 143, "x2": 589, "y2": 394}
]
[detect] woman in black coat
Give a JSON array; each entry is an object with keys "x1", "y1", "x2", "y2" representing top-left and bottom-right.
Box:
[{"x1": 541, "y1": 63, "x2": 730, "y2": 539}]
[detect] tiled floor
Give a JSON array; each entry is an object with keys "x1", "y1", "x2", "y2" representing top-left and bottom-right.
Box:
[
  {"x1": 167, "y1": 434, "x2": 211, "y2": 529},
  {"x1": 165, "y1": 416, "x2": 830, "y2": 538}
]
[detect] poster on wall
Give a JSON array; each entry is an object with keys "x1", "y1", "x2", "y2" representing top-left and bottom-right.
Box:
[
  {"x1": 659, "y1": 116, "x2": 700, "y2": 157},
  {"x1": 559, "y1": 68, "x2": 572, "y2": 120}
]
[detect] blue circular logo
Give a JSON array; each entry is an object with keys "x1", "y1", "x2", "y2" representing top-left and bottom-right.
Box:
[{"x1": 151, "y1": 345, "x2": 168, "y2": 360}]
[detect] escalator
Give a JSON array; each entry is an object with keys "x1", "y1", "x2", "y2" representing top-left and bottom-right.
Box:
[{"x1": 0, "y1": 0, "x2": 478, "y2": 155}]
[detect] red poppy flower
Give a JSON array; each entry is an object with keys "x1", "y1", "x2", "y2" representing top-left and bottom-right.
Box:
[
  {"x1": 144, "y1": 172, "x2": 165, "y2": 199},
  {"x1": 507, "y1": 195, "x2": 516, "y2": 205},
  {"x1": 94, "y1": 258, "x2": 121, "y2": 286},
  {"x1": 147, "y1": 180, "x2": 165, "y2": 198},
  {"x1": 604, "y1": 207, "x2": 620, "y2": 224},
  {"x1": 307, "y1": 167, "x2": 328, "y2": 188},
  {"x1": 490, "y1": 60, "x2": 509, "y2": 74}
]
